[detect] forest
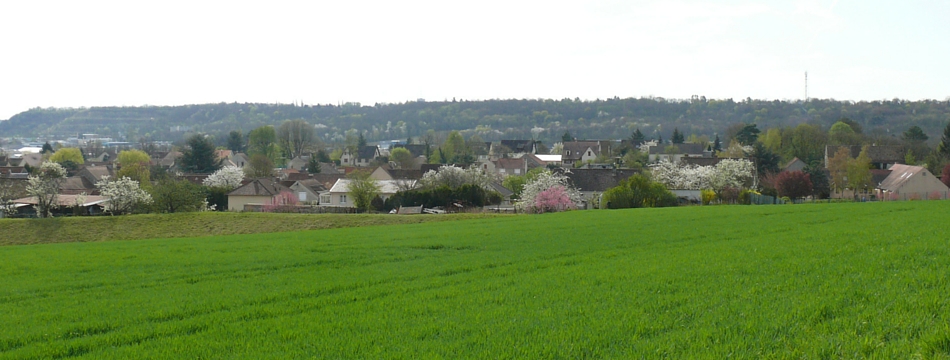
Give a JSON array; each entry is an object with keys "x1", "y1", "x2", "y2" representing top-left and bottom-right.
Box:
[{"x1": 2, "y1": 97, "x2": 949, "y2": 149}]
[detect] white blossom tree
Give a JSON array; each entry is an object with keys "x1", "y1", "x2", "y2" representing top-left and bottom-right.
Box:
[
  {"x1": 203, "y1": 166, "x2": 245, "y2": 190},
  {"x1": 516, "y1": 170, "x2": 581, "y2": 213},
  {"x1": 26, "y1": 161, "x2": 67, "y2": 218},
  {"x1": 97, "y1": 176, "x2": 153, "y2": 215},
  {"x1": 419, "y1": 165, "x2": 495, "y2": 190},
  {"x1": 650, "y1": 159, "x2": 753, "y2": 194},
  {"x1": 708, "y1": 159, "x2": 755, "y2": 194}
]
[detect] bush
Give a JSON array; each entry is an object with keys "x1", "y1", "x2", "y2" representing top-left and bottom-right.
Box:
[
  {"x1": 700, "y1": 189, "x2": 716, "y2": 205},
  {"x1": 718, "y1": 187, "x2": 740, "y2": 204},
  {"x1": 738, "y1": 189, "x2": 756, "y2": 205},
  {"x1": 602, "y1": 175, "x2": 678, "y2": 209}
]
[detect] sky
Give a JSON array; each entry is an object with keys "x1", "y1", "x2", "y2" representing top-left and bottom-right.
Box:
[{"x1": 1, "y1": 0, "x2": 949, "y2": 120}]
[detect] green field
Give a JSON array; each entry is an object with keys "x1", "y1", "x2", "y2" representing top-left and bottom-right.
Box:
[{"x1": 2, "y1": 201, "x2": 950, "y2": 358}]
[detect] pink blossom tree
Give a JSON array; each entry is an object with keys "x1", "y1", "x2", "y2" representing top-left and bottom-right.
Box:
[
  {"x1": 531, "y1": 185, "x2": 576, "y2": 214},
  {"x1": 263, "y1": 191, "x2": 299, "y2": 213}
]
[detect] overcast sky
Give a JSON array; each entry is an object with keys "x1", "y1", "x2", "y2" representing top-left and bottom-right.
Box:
[{"x1": 1, "y1": 0, "x2": 948, "y2": 120}]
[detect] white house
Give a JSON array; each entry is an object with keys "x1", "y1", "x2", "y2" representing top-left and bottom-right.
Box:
[
  {"x1": 876, "y1": 164, "x2": 949, "y2": 200},
  {"x1": 322, "y1": 178, "x2": 411, "y2": 207}
]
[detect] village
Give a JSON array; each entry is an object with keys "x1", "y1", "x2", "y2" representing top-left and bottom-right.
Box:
[{"x1": 2, "y1": 124, "x2": 948, "y2": 218}]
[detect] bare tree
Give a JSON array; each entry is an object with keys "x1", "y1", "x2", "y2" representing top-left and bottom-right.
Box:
[{"x1": 278, "y1": 119, "x2": 316, "y2": 159}]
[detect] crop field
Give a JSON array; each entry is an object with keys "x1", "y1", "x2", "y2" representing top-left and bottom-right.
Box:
[{"x1": 2, "y1": 201, "x2": 950, "y2": 358}]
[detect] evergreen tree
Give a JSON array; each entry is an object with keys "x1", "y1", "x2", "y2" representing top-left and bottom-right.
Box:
[
  {"x1": 940, "y1": 122, "x2": 950, "y2": 157},
  {"x1": 358, "y1": 132, "x2": 367, "y2": 147},
  {"x1": 630, "y1": 128, "x2": 645, "y2": 146},
  {"x1": 179, "y1": 135, "x2": 221, "y2": 173},
  {"x1": 562, "y1": 131, "x2": 573, "y2": 142},
  {"x1": 713, "y1": 135, "x2": 722, "y2": 152},
  {"x1": 735, "y1": 124, "x2": 761, "y2": 145},
  {"x1": 306, "y1": 156, "x2": 322, "y2": 174},
  {"x1": 315, "y1": 149, "x2": 331, "y2": 163},
  {"x1": 41, "y1": 142, "x2": 54, "y2": 154},
  {"x1": 671, "y1": 128, "x2": 685, "y2": 144}
]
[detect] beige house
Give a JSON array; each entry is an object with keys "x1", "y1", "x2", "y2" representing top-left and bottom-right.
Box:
[
  {"x1": 226, "y1": 179, "x2": 289, "y2": 211},
  {"x1": 876, "y1": 164, "x2": 949, "y2": 201},
  {"x1": 322, "y1": 178, "x2": 407, "y2": 207}
]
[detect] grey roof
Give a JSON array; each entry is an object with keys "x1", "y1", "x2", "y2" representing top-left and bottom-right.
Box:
[
  {"x1": 489, "y1": 182, "x2": 514, "y2": 198},
  {"x1": 358, "y1": 145, "x2": 380, "y2": 160},
  {"x1": 228, "y1": 178, "x2": 289, "y2": 196},
  {"x1": 501, "y1": 140, "x2": 533, "y2": 153},
  {"x1": 565, "y1": 168, "x2": 641, "y2": 192},
  {"x1": 293, "y1": 179, "x2": 328, "y2": 192},
  {"x1": 79, "y1": 166, "x2": 114, "y2": 184}
]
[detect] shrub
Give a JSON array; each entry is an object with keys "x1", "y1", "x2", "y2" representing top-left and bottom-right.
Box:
[
  {"x1": 775, "y1": 171, "x2": 813, "y2": 201},
  {"x1": 718, "y1": 187, "x2": 740, "y2": 204},
  {"x1": 602, "y1": 175, "x2": 678, "y2": 209},
  {"x1": 700, "y1": 189, "x2": 716, "y2": 205}
]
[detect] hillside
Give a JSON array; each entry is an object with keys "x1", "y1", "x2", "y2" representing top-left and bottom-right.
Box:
[
  {"x1": 2, "y1": 201, "x2": 949, "y2": 358},
  {"x1": 3, "y1": 97, "x2": 950, "y2": 145}
]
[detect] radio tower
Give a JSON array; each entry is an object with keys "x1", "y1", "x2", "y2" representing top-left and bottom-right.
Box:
[{"x1": 804, "y1": 71, "x2": 808, "y2": 101}]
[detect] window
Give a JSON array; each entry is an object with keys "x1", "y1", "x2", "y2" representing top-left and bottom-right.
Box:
[
  {"x1": 298, "y1": 192, "x2": 307, "y2": 202},
  {"x1": 340, "y1": 195, "x2": 347, "y2": 204},
  {"x1": 320, "y1": 194, "x2": 330, "y2": 204},
  {"x1": 499, "y1": 169, "x2": 506, "y2": 174},
  {"x1": 514, "y1": 169, "x2": 521, "y2": 174}
]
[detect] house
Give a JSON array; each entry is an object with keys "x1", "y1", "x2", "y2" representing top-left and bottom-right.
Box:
[
  {"x1": 288, "y1": 179, "x2": 329, "y2": 204},
  {"x1": 60, "y1": 176, "x2": 99, "y2": 195},
  {"x1": 876, "y1": 164, "x2": 949, "y2": 201},
  {"x1": 226, "y1": 178, "x2": 290, "y2": 211},
  {"x1": 228, "y1": 152, "x2": 250, "y2": 168},
  {"x1": 563, "y1": 168, "x2": 640, "y2": 209},
  {"x1": 322, "y1": 178, "x2": 404, "y2": 207},
  {"x1": 78, "y1": 165, "x2": 114, "y2": 185},
  {"x1": 11, "y1": 194, "x2": 109, "y2": 217},
  {"x1": 370, "y1": 166, "x2": 424, "y2": 182},
  {"x1": 159, "y1": 151, "x2": 182, "y2": 169},
  {"x1": 561, "y1": 141, "x2": 611, "y2": 167},
  {"x1": 783, "y1": 157, "x2": 808, "y2": 173},
  {"x1": 824, "y1": 145, "x2": 904, "y2": 170},
  {"x1": 527, "y1": 154, "x2": 562, "y2": 168},
  {"x1": 499, "y1": 140, "x2": 537, "y2": 155},
  {"x1": 493, "y1": 157, "x2": 528, "y2": 176},
  {"x1": 647, "y1": 143, "x2": 708, "y2": 163},
  {"x1": 340, "y1": 146, "x2": 381, "y2": 167},
  {"x1": 19, "y1": 153, "x2": 44, "y2": 168}
]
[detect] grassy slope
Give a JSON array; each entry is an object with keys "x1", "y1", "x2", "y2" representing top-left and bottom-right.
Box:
[
  {"x1": 2, "y1": 201, "x2": 950, "y2": 358},
  {"x1": 0, "y1": 212, "x2": 508, "y2": 246}
]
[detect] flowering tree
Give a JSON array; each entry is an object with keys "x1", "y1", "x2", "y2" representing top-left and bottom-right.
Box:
[
  {"x1": 97, "y1": 176, "x2": 153, "y2": 215},
  {"x1": 517, "y1": 170, "x2": 581, "y2": 213},
  {"x1": 419, "y1": 165, "x2": 494, "y2": 190},
  {"x1": 203, "y1": 166, "x2": 245, "y2": 190},
  {"x1": 263, "y1": 191, "x2": 299, "y2": 213},
  {"x1": 532, "y1": 185, "x2": 576, "y2": 213},
  {"x1": 708, "y1": 159, "x2": 755, "y2": 199},
  {"x1": 26, "y1": 161, "x2": 67, "y2": 218},
  {"x1": 649, "y1": 160, "x2": 713, "y2": 190}
]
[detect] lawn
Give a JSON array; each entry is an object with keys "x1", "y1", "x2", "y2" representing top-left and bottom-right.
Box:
[{"x1": 2, "y1": 201, "x2": 949, "y2": 358}]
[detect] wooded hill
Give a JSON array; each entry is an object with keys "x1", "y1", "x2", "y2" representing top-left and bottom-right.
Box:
[{"x1": 2, "y1": 97, "x2": 949, "y2": 145}]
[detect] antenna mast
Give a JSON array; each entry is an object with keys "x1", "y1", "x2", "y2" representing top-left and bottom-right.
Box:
[{"x1": 804, "y1": 71, "x2": 808, "y2": 101}]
